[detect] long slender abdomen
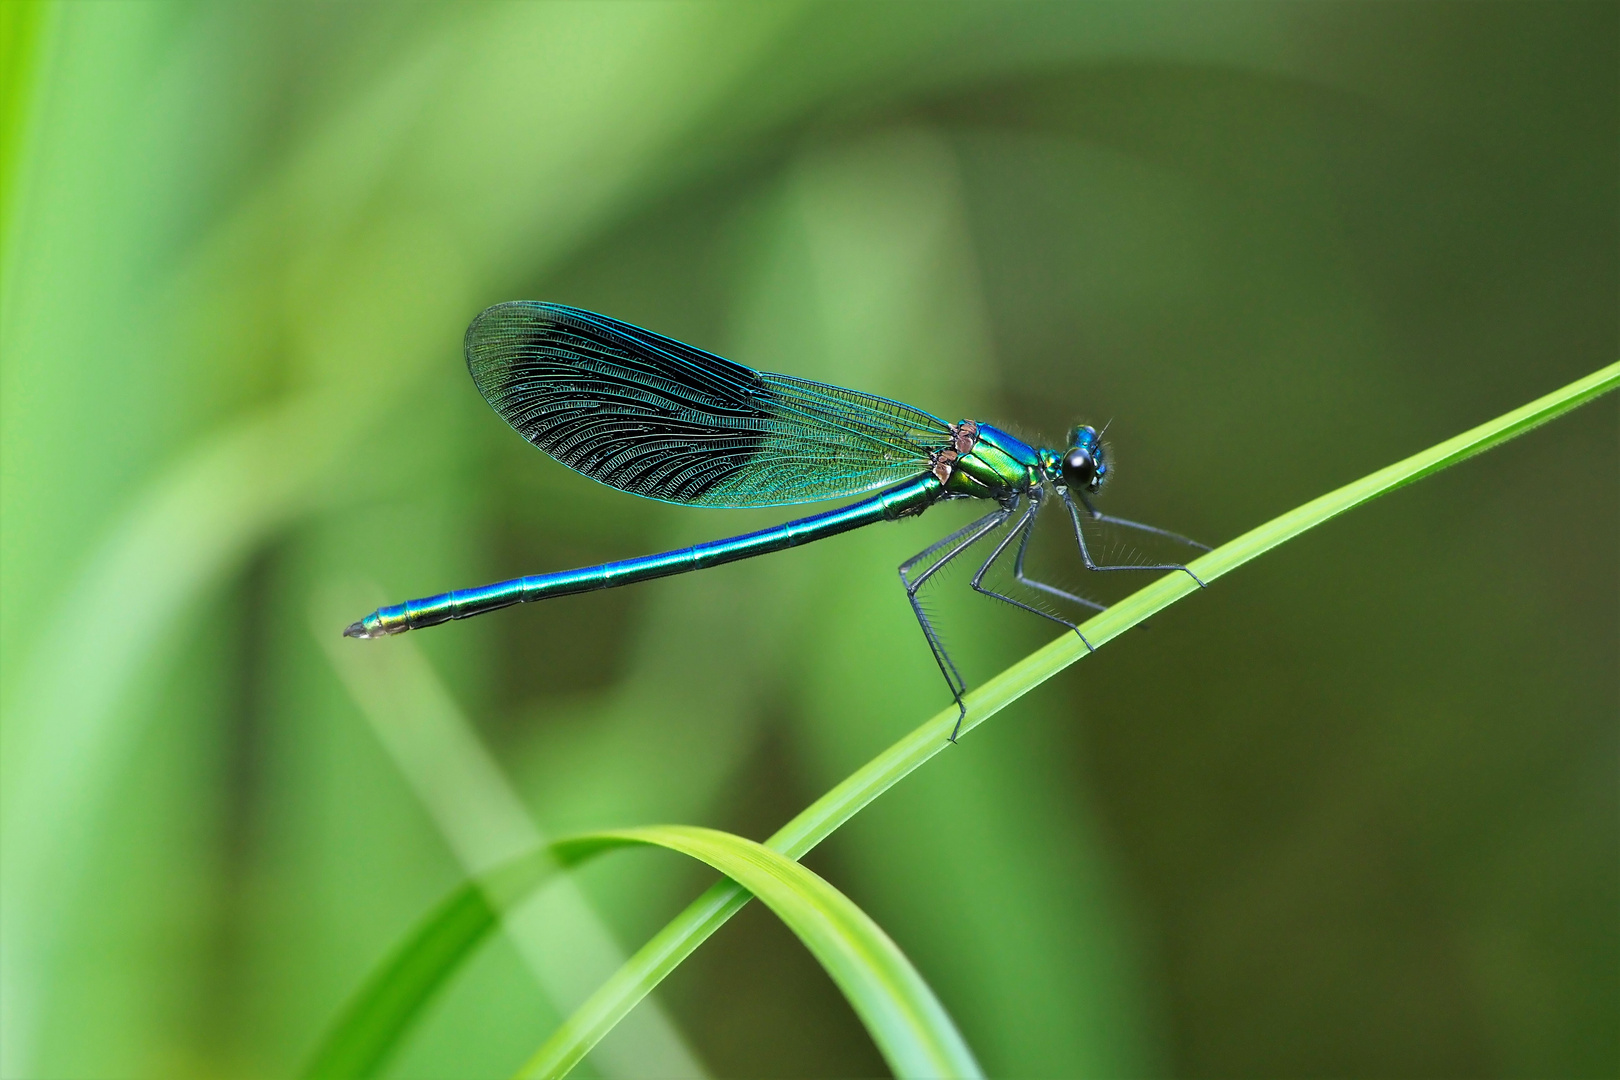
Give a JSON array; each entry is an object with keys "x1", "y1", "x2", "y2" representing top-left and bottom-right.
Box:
[{"x1": 343, "y1": 474, "x2": 942, "y2": 638}]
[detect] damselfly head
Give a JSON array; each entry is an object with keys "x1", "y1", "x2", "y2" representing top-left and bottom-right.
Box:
[{"x1": 1061, "y1": 425, "x2": 1108, "y2": 493}]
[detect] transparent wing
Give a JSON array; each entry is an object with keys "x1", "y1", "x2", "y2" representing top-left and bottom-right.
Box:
[{"x1": 465, "y1": 302, "x2": 952, "y2": 507}]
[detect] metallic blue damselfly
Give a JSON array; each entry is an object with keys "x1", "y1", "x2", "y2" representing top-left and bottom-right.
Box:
[{"x1": 346, "y1": 302, "x2": 1206, "y2": 739}]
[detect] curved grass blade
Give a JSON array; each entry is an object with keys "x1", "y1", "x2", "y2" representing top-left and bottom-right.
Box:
[
  {"x1": 518, "y1": 360, "x2": 1620, "y2": 1077},
  {"x1": 303, "y1": 848, "x2": 568, "y2": 1080},
  {"x1": 594, "y1": 827, "x2": 981, "y2": 1080},
  {"x1": 307, "y1": 828, "x2": 980, "y2": 1080}
]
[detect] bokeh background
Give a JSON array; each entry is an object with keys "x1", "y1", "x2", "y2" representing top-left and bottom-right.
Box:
[{"x1": 2, "y1": 3, "x2": 1615, "y2": 1078}]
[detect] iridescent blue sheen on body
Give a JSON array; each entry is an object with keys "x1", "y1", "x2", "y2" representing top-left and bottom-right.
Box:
[
  {"x1": 345, "y1": 301, "x2": 1206, "y2": 740},
  {"x1": 347, "y1": 474, "x2": 943, "y2": 638}
]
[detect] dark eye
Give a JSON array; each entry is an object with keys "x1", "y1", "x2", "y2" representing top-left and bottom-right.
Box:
[{"x1": 1062, "y1": 448, "x2": 1095, "y2": 489}]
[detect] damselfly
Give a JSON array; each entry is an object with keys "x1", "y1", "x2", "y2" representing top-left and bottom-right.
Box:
[{"x1": 346, "y1": 302, "x2": 1206, "y2": 740}]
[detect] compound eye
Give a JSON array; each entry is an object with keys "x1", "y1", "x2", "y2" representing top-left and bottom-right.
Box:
[{"x1": 1062, "y1": 448, "x2": 1095, "y2": 489}]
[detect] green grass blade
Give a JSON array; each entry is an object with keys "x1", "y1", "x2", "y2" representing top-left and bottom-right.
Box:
[
  {"x1": 303, "y1": 849, "x2": 565, "y2": 1080},
  {"x1": 307, "y1": 827, "x2": 980, "y2": 1080},
  {"x1": 542, "y1": 827, "x2": 981, "y2": 1080},
  {"x1": 520, "y1": 361, "x2": 1620, "y2": 1076}
]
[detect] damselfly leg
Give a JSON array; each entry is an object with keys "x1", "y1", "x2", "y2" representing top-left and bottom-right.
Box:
[
  {"x1": 968, "y1": 490, "x2": 1097, "y2": 652},
  {"x1": 1011, "y1": 489, "x2": 1108, "y2": 617},
  {"x1": 1062, "y1": 488, "x2": 1209, "y2": 588},
  {"x1": 1078, "y1": 493, "x2": 1212, "y2": 555},
  {"x1": 903, "y1": 484, "x2": 1198, "y2": 744},
  {"x1": 899, "y1": 502, "x2": 1016, "y2": 742}
]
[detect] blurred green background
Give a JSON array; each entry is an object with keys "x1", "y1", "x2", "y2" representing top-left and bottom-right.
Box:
[{"x1": 2, "y1": 3, "x2": 1614, "y2": 1078}]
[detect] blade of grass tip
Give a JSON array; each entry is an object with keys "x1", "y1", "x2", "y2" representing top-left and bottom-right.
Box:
[{"x1": 518, "y1": 360, "x2": 1620, "y2": 1078}]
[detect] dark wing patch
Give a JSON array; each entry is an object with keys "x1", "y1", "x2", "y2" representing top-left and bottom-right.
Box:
[{"x1": 465, "y1": 302, "x2": 952, "y2": 507}]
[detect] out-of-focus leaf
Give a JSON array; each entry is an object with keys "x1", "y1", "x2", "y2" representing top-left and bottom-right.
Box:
[
  {"x1": 307, "y1": 828, "x2": 980, "y2": 1080},
  {"x1": 0, "y1": 0, "x2": 51, "y2": 252}
]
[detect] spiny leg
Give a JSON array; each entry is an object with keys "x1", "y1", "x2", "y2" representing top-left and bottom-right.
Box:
[
  {"x1": 899, "y1": 504, "x2": 1015, "y2": 584},
  {"x1": 1076, "y1": 493, "x2": 1212, "y2": 553},
  {"x1": 900, "y1": 504, "x2": 1018, "y2": 732},
  {"x1": 899, "y1": 502, "x2": 1018, "y2": 743},
  {"x1": 1061, "y1": 488, "x2": 1207, "y2": 587},
  {"x1": 1012, "y1": 490, "x2": 1107, "y2": 616},
  {"x1": 967, "y1": 496, "x2": 1098, "y2": 685}
]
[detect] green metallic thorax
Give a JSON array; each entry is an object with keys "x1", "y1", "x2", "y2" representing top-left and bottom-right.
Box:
[{"x1": 944, "y1": 421, "x2": 1043, "y2": 499}]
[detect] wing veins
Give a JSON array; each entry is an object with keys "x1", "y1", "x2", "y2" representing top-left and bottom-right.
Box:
[{"x1": 465, "y1": 302, "x2": 951, "y2": 507}]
